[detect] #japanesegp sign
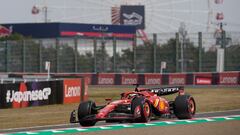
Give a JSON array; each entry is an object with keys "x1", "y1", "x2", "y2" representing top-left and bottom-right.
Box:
[
  {"x1": 120, "y1": 5, "x2": 145, "y2": 29},
  {"x1": 0, "y1": 81, "x2": 56, "y2": 109}
]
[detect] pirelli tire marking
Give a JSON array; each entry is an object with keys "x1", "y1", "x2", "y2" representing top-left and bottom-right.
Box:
[{"x1": 4, "y1": 115, "x2": 240, "y2": 135}]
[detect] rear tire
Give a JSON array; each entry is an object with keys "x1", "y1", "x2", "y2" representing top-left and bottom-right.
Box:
[
  {"x1": 131, "y1": 96, "x2": 151, "y2": 122},
  {"x1": 78, "y1": 101, "x2": 97, "y2": 126},
  {"x1": 174, "y1": 95, "x2": 196, "y2": 119}
]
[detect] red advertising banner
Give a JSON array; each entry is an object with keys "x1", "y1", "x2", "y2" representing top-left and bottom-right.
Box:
[
  {"x1": 194, "y1": 73, "x2": 212, "y2": 85},
  {"x1": 219, "y1": 72, "x2": 239, "y2": 85},
  {"x1": 63, "y1": 79, "x2": 81, "y2": 104},
  {"x1": 121, "y1": 74, "x2": 138, "y2": 85},
  {"x1": 144, "y1": 74, "x2": 162, "y2": 85},
  {"x1": 98, "y1": 73, "x2": 115, "y2": 85},
  {"x1": 195, "y1": 77, "x2": 212, "y2": 85},
  {"x1": 169, "y1": 74, "x2": 186, "y2": 85}
]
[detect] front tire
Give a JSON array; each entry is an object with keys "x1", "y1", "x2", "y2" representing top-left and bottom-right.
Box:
[
  {"x1": 174, "y1": 95, "x2": 196, "y2": 119},
  {"x1": 131, "y1": 96, "x2": 151, "y2": 122},
  {"x1": 78, "y1": 101, "x2": 97, "y2": 126}
]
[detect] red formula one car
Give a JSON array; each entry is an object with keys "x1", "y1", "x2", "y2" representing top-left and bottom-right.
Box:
[{"x1": 70, "y1": 85, "x2": 196, "y2": 126}]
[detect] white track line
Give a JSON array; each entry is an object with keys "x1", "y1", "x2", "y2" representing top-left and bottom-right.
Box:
[
  {"x1": 203, "y1": 118, "x2": 215, "y2": 122},
  {"x1": 164, "y1": 121, "x2": 176, "y2": 124},
  {"x1": 0, "y1": 123, "x2": 78, "y2": 132},
  {"x1": 2, "y1": 109, "x2": 240, "y2": 132},
  {"x1": 145, "y1": 123, "x2": 156, "y2": 126}
]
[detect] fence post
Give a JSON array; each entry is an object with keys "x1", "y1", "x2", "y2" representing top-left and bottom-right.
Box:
[
  {"x1": 39, "y1": 40, "x2": 42, "y2": 72},
  {"x1": 133, "y1": 35, "x2": 137, "y2": 72},
  {"x1": 93, "y1": 38, "x2": 97, "y2": 73},
  {"x1": 101, "y1": 40, "x2": 106, "y2": 72},
  {"x1": 22, "y1": 40, "x2": 26, "y2": 72},
  {"x1": 113, "y1": 37, "x2": 117, "y2": 72},
  {"x1": 56, "y1": 38, "x2": 59, "y2": 73},
  {"x1": 74, "y1": 37, "x2": 78, "y2": 73},
  {"x1": 153, "y1": 33, "x2": 157, "y2": 73},
  {"x1": 175, "y1": 33, "x2": 179, "y2": 72},
  {"x1": 198, "y1": 32, "x2": 202, "y2": 72},
  {"x1": 5, "y1": 41, "x2": 8, "y2": 72}
]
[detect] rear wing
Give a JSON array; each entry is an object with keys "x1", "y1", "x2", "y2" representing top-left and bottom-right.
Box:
[{"x1": 149, "y1": 86, "x2": 184, "y2": 96}]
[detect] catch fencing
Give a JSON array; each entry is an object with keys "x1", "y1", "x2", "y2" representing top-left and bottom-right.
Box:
[{"x1": 0, "y1": 32, "x2": 239, "y2": 73}]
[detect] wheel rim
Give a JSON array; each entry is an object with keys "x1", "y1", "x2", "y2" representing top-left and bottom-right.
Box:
[
  {"x1": 188, "y1": 99, "x2": 195, "y2": 114},
  {"x1": 143, "y1": 102, "x2": 150, "y2": 117},
  {"x1": 134, "y1": 106, "x2": 141, "y2": 118}
]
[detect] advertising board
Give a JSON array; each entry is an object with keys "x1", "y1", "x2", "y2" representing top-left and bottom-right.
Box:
[
  {"x1": 144, "y1": 74, "x2": 162, "y2": 85},
  {"x1": 63, "y1": 79, "x2": 81, "y2": 104},
  {"x1": 169, "y1": 74, "x2": 186, "y2": 85},
  {"x1": 121, "y1": 74, "x2": 138, "y2": 85}
]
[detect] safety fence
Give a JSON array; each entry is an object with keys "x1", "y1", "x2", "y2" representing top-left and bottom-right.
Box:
[
  {"x1": 0, "y1": 32, "x2": 239, "y2": 73},
  {"x1": 0, "y1": 78, "x2": 88, "y2": 109}
]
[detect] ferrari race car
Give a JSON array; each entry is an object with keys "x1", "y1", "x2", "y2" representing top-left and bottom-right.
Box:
[{"x1": 70, "y1": 85, "x2": 196, "y2": 126}]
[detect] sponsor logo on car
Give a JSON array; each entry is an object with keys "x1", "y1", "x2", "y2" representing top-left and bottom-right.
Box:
[
  {"x1": 6, "y1": 88, "x2": 51, "y2": 103},
  {"x1": 151, "y1": 87, "x2": 179, "y2": 94}
]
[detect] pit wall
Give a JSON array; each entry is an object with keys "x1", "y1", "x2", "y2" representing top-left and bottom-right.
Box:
[{"x1": 0, "y1": 78, "x2": 88, "y2": 109}]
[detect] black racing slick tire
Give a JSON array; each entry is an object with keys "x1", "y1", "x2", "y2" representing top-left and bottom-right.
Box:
[
  {"x1": 78, "y1": 101, "x2": 97, "y2": 126},
  {"x1": 174, "y1": 95, "x2": 196, "y2": 119},
  {"x1": 131, "y1": 96, "x2": 151, "y2": 122}
]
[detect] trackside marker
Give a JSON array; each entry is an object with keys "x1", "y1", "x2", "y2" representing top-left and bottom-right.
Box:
[
  {"x1": 223, "y1": 117, "x2": 234, "y2": 120},
  {"x1": 204, "y1": 118, "x2": 215, "y2": 122},
  {"x1": 26, "y1": 132, "x2": 38, "y2": 134},
  {"x1": 99, "y1": 127, "x2": 112, "y2": 129},
  {"x1": 111, "y1": 124, "x2": 134, "y2": 127},
  {"x1": 75, "y1": 128, "x2": 88, "y2": 131},
  {"x1": 145, "y1": 123, "x2": 156, "y2": 126},
  {"x1": 185, "y1": 120, "x2": 196, "y2": 123},
  {"x1": 164, "y1": 121, "x2": 176, "y2": 124},
  {"x1": 122, "y1": 124, "x2": 134, "y2": 127},
  {"x1": 51, "y1": 130, "x2": 64, "y2": 133}
]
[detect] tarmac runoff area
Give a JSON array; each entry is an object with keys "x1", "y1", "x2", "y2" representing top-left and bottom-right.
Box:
[{"x1": 0, "y1": 110, "x2": 240, "y2": 135}]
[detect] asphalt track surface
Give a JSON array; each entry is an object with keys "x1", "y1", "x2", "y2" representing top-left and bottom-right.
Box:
[{"x1": 1, "y1": 109, "x2": 240, "y2": 134}]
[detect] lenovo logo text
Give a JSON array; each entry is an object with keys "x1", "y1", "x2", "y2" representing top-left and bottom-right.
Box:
[{"x1": 65, "y1": 85, "x2": 81, "y2": 97}]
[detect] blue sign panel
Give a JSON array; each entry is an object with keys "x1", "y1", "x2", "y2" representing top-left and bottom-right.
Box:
[{"x1": 2, "y1": 23, "x2": 136, "y2": 39}]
